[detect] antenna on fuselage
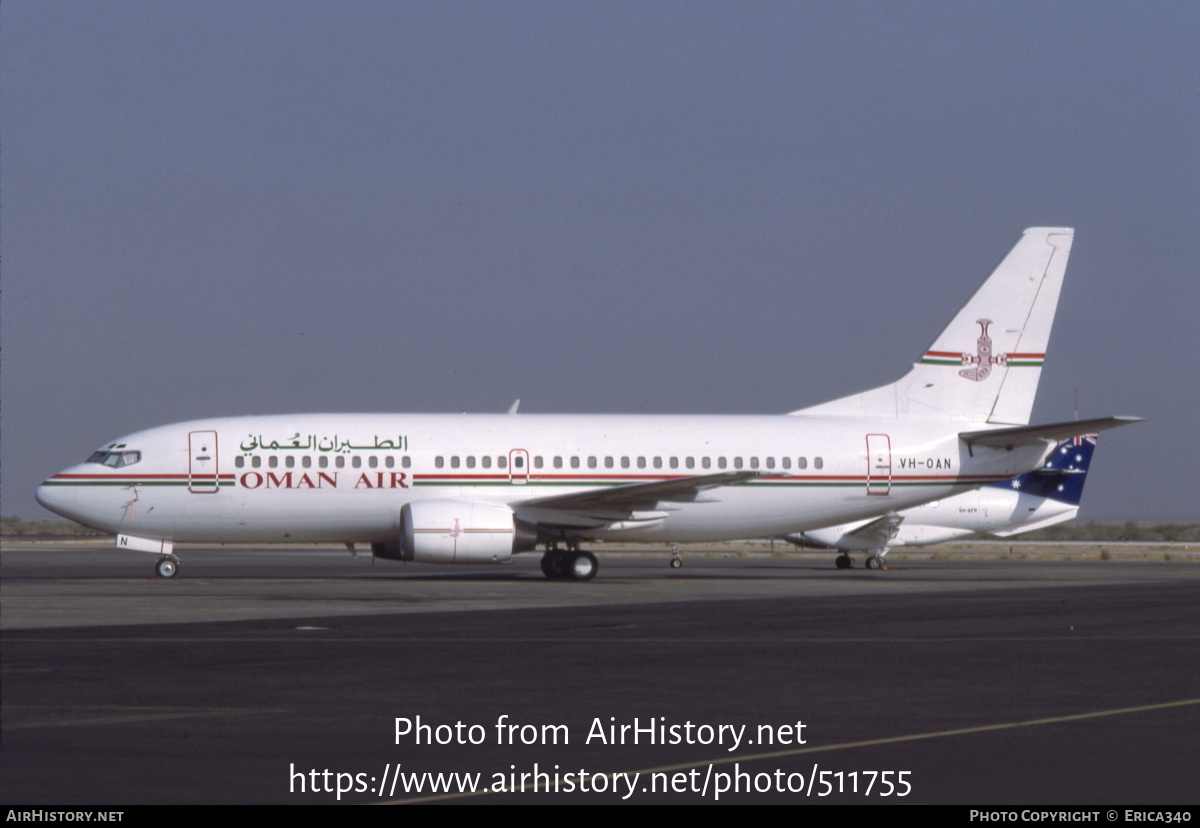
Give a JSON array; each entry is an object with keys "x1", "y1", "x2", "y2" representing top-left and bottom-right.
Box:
[{"x1": 507, "y1": 399, "x2": 521, "y2": 415}]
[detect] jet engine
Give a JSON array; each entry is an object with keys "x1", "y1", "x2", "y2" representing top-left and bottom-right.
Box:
[{"x1": 371, "y1": 500, "x2": 537, "y2": 564}]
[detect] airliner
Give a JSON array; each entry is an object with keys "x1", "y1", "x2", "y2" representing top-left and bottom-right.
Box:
[
  {"x1": 36, "y1": 228, "x2": 1139, "y2": 581},
  {"x1": 781, "y1": 433, "x2": 1100, "y2": 569}
]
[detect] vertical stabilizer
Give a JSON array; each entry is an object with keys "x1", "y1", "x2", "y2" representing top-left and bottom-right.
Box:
[
  {"x1": 791, "y1": 227, "x2": 1074, "y2": 424},
  {"x1": 990, "y1": 433, "x2": 1098, "y2": 506}
]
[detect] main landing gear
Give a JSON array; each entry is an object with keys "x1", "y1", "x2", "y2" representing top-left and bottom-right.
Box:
[
  {"x1": 155, "y1": 554, "x2": 180, "y2": 579},
  {"x1": 669, "y1": 543, "x2": 683, "y2": 569},
  {"x1": 540, "y1": 543, "x2": 598, "y2": 581},
  {"x1": 834, "y1": 552, "x2": 888, "y2": 570}
]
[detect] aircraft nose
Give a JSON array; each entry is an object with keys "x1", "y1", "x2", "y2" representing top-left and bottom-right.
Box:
[{"x1": 36, "y1": 478, "x2": 77, "y2": 518}]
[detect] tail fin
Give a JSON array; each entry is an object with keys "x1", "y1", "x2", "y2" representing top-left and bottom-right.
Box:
[
  {"x1": 792, "y1": 227, "x2": 1075, "y2": 424},
  {"x1": 992, "y1": 433, "x2": 1098, "y2": 506}
]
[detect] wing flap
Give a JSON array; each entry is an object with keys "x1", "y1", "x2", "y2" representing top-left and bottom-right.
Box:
[{"x1": 515, "y1": 471, "x2": 766, "y2": 521}]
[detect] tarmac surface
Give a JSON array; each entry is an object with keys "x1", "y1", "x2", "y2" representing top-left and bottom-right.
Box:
[{"x1": 2, "y1": 541, "x2": 1199, "y2": 805}]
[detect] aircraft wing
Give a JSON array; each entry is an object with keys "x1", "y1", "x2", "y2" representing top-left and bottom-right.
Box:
[
  {"x1": 514, "y1": 471, "x2": 766, "y2": 525},
  {"x1": 835, "y1": 512, "x2": 905, "y2": 547},
  {"x1": 960, "y1": 416, "x2": 1141, "y2": 452}
]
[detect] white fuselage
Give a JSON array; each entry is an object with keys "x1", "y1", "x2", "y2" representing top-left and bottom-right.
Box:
[{"x1": 37, "y1": 412, "x2": 1050, "y2": 547}]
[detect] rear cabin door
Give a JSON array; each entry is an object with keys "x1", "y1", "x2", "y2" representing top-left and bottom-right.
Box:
[{"x1": 866, "y1": 433, "x2": 892, "y2": 495}]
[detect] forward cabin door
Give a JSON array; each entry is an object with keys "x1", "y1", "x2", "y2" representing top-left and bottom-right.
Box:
[
  {"x1": 188, "y1": 430, "x2": 220, "y2": 493},
  {"x1": 866, "y1": 433, "x2": 892, "y2": 495}
]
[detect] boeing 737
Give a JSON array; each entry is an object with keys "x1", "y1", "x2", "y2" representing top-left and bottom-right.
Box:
[
  {"x1": 36, "y1": 228, "x2": 1140, "y2": 581},
  {"x1": 781, "y1": 433, "x2": 1100, "y2": 569}
]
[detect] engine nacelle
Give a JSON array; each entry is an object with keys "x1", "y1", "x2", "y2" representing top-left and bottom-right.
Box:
[{"x1": 371, "y1": 500, "x2": 537, "y2": 564}]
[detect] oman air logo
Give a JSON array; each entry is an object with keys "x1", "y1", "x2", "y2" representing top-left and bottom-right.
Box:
[
  {"x1": 918, "y1": 319, "x2": 1044, "y2": 379},
  {"x1": 958, "y1": 319, "x2": 1005, "y2": 382}
]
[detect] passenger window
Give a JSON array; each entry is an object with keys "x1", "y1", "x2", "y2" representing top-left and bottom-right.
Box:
[
  {"x1": 235, "y1": 456, "x2": 245, "y2": 468},
  {"x1": 815, "y1": 457, "x2": 823, "y2": 470},
  {"x1": 782, "y1": 457, "x2": 791, "y2": 469},
  {"x1": 435, "y1": 456, "x2": 444, "y2": 468},
  {"x1": 402, "y1": 457, "x2": 411, "y2": 468},
  {"x1": 798, "y1": 457, "x2": 807, "y2": 469},
  {"x1": 497, "y1": 456, "x2": 507, "y2": 469},
  {"x1": 336, "y1": 456, "x2": 346, "y2": 469},
  {"x1": 766, "y1": 457, "x2": 775, "y2": 469},
  {"x1": 653, "y1": 457, "x2": 662, "y2": 469},
  {"x1": 450, "y1": 456, "x2": 460, "y2": 469},
  {"x1": 587, "y1": 456, "x2": 597, "y2": 468},
  {"x1": 483, "y1": 456, "x2": 492, "y2": 469},
  {"x1": 286, "y1": 456, "x2": 296, "y2": 469},
  {"x1": 533, "y1": 456, "x2": 543, "y2": 469},
  {"x1": 368, "y1": 456, "x2": 378, "y2": 469},
  {"x1": 466, "y1": 456, "x2": 476, "y2": 468},
  {"x1": 251, "y1": 456, "x2": 262, "y2": 469},
  {"x1": 621, "y1": 457, "x2": 630, "y2": 469},
  {"x1": 554, "y1": 456, "x2": 563, "y2": 469},
  {"x1": 669, "y1": 457, "x2": 678, "y2": 469},
  {"x1": 734, "y1": 457, "x2": 743, "y2": 469},
  {"x1": 352, "y1": 456, "x2": 362, "y2": 468},
  {"x1": 570, "y1": 457, "x2": 580, "y2": 469},
  {"x1": 514, "y1": 456, "x2": 524, "y2": 469},
  {"x1": 268, "y1": 456, "x2": 278, "y2": 468},
  {"x1": 702, "y1": 457, "x2": 711, "y2": 469},
  {"x1": 605, "y1": 457, "x2": 614, "y2": 468},
  {"x1": 750, "y1": 457, "x2": 759, "y2": 469},
  {"x1": 319, "y1": 457, "x2": 329, "y2": 468},
  {"x1": 637, "y1": 457, "x2": 646, "y2": 469},
  {"x1": 303, "y1": 456, "x2": 313, "y2": 468},
  {"x1": 385, "y1": 456, "x2": 394, "y2": 468}
]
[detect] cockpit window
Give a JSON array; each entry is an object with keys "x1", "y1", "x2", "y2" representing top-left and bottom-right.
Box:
[{"x1": 86, "y1": 450, "x2": 142, "y2": 467}]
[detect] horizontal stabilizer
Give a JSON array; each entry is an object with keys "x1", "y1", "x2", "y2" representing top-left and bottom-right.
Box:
[{"x1": 960, "y1": 416, "x2": 1142, "y2": 451}]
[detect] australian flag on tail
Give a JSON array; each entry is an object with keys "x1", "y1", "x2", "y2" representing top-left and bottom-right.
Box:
[{"x1": 989, "y1": 434, "x2": 1098, "y2": 505}]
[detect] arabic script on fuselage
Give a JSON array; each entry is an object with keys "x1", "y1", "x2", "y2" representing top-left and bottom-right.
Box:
[{"x1": 239, "y1": 433, "x2": 409, "y2": 453}]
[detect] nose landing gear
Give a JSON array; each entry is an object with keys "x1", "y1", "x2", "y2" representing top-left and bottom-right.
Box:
[{"x1": 155, "y1": 554, "x2": 180, "y2": 579}]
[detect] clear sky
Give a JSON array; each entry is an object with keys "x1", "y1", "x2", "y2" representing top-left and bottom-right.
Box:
[{"x1": 2, "y1": 1, "x2": 1197, "y2": 520}]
